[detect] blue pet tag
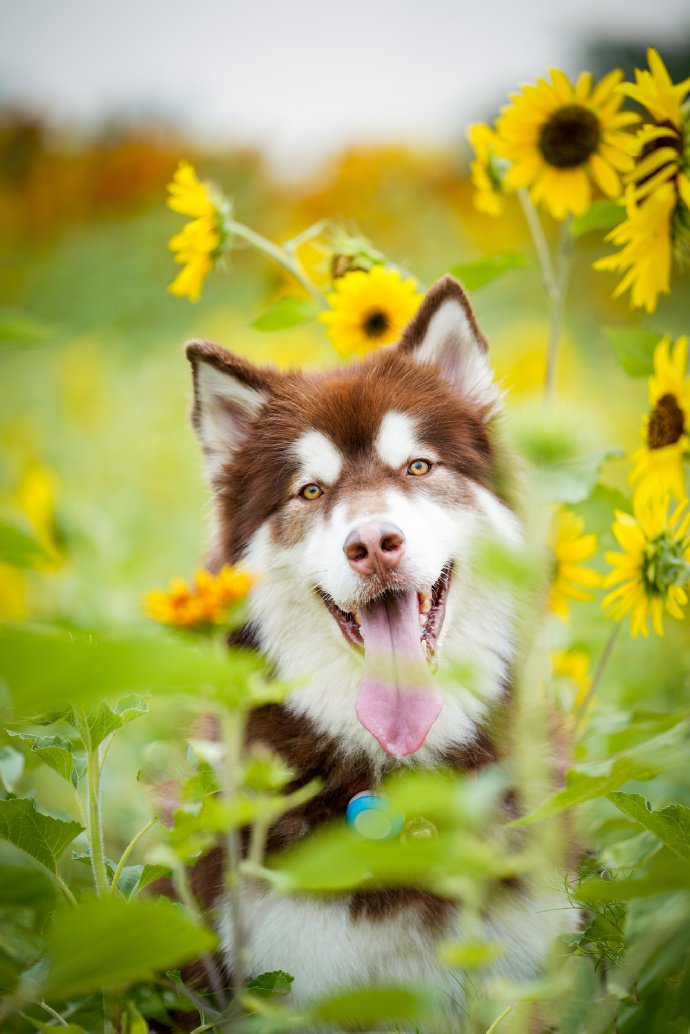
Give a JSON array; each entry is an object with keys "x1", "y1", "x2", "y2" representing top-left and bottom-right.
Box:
[{"x1": 345, "y1": 791, "x2": 403, "y2": 841}]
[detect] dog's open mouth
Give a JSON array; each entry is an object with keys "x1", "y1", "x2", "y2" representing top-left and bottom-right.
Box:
[
  {"x1": 318, "y1": 565, "x2": 451, "y2": 670},
  {"x1": 317, "y1": 567, "x2": 451, "y2": 758}
]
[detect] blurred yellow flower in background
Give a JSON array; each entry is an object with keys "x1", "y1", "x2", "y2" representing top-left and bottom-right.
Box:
[
  {"x1": 495, "y1": 68, "x2": 637, "y2": 220},
  {"x1": 595, "y1": 50, "x2": 690, "y2": 312},
  {"x1": 604, "y1": 496, "x2": 690, "y2": 637},
  {"x1": 167, "y1": 161, "x2": 226, "y2": 302},
  {"x1": 319, "y1": 266, "x2": 423, "y2": 358},
  {"x1": 630, "y1": 335, "x2": 689, "y2": 503},
  {"x1": 552, "y1": 647, "x2": 593, "y2": 721},
  {"x1": 467, "y1": 123, "x2": 505, "y2": 217},
  {"x1": 549, "y1": 508, "x2": 601, "y2": 620},
  {"x1": 145, "y1": 565, "x2": 255, "y2": 628}
]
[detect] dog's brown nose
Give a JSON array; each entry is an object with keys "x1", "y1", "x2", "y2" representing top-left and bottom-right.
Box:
[{"x1": 343, "y1": 522, "x2": 405, "y2": 577}]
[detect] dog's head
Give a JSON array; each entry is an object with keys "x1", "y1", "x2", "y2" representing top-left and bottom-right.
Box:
[{"x1": 187, "y1": 276, "x2": 519, "y2": 761}]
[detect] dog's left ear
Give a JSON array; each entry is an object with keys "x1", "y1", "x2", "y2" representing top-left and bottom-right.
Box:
[{"x1": 398, "y1": 276, "x2": 500, "y2": 412}]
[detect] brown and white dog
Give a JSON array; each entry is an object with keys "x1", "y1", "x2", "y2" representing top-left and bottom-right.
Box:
[{"x1": 185, "y1": 276, "x2": 568, "y2": 1016}]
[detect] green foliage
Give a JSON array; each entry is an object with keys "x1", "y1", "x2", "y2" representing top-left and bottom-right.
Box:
[
  {"x1": 251, "y1": 296, "x2": 319, "y2": 331},
  {"x1": 0, "y1": 518, "x2": 52, "y2": 569},
  {"x1": 605, "y1": 327, "x2": 662, "y2": 377},
  {"x1": 450, "y1": 250, "x2": 530, "y2": 290},
  {"x1": 570, "y1": 200, "x2": 623, "y2": 238},
  {"x1": 0, "y1": 797, "x2": 83, "y2": 875},
  {"x1": 311, "y1": 985, "x2": 436, "y2": 1025},
  {"x1": 43, "y1": 896, "x2": 216, "y2": 1000},
  {"x1": 607, "y1": 792, "x2": 690, "y2": 860}
]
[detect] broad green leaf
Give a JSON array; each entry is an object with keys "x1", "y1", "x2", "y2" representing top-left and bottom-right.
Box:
[
  {"x1": 246, "y1": 969, "x2": 294, "y2": 998},
  {"x1": 472, "y1": 537, "x2": 532, "y2": 589},
  {"x1": 0, "y1": 865, "x2": 57, "y2": 907},
  {"x1": 71, "y1": 702, "x2": 124, "y2": 751},
  {"x1": 118, "y1": 862, "x2": 170, "y2": 897},
  {"x1": 576, "y1": 852, "x2": 690, "y2": 902},
  {"x1": 251, "y1": 296, "x2": 319, "y2": 332},
  {"x1": 0, "y1": 624, "x2": 264, "y2": 717},
  {"x1": 0, "y1": 517, "x2": 52, "y2": 569},
  {"x1": 28, "y1": 1023, "x2": 88, "y2": 1034},
  {"x1": 0, "y1": 798, "x2": 83, "y2": 875},
  {"x1": 9, "y1": 732, "x2": 76, "y2": 785},
  {"x1": 570, "y1": 200, "x2": 623, "y2": 238},
  {"x1": 0, "y1": 745, "x2": 24, "y2": 791},
  {"x1": 114, "y1": 694, "x2": 149, "y2": 725},
  {"x1": 311, "y1": 985, "x2": 435, "y2": 1025},
  {"x1": 607, "y1": 792, "x2": 690, "y2": 860},
  {"x1": 531, "y1": 447, "x2": 623, "y2": 504},
  {"x1": 605, "y1": 327, "x2": 662, "y2": 377},
  {"x1": 44, "y1": 896, "x2": 216, "y2": 1000},
  {"x1": 438, "y1": 938, "x2": 504, "y2": 968},
  {"x1": 450, "y1": 251, "x2": 530, "y2": 290},
  {"x1": 511, "y1": 757, "x2": 659, "y2": 826}
]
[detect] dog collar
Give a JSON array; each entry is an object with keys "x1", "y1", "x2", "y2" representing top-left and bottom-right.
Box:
[{"x1": 345, "y1": 789, "x2": 439, "y2": 844}]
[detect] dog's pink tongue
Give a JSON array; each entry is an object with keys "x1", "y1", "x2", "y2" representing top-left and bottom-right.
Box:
[{"x1": 356, "y1": 591, "x2": 442, "y2": 757}]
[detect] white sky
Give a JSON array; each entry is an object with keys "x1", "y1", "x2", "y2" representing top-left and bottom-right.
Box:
[{"x1": 1, "y1": 0, "x2": 688, "y2": 171}]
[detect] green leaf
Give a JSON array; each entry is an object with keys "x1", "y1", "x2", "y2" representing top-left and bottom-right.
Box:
[
  {"x1": 114, "y1": 694, "x2": 149, "y2": 725},
  {"x1": 251, "y1": 296, "x2": 319, "y2": 332},
  {"x1": 605, "y1": 327, "x2": 662, "y2": 377},
  {"x1": 0, "y1": 798, "x2": 84, "y2": 874},
  {"x1": 570, "y1": 200, "x2": 623, "y2": 238},
  {"x1": 71, "y1": 702, "x2": 124, "y2": 751},
  {"x1": 438, "y1": 938, "x2": 504, "y2": 968},
  {"x1": 0, "y1": 865, "x2": 58, "y2": 907},
  {"x1": 44, "y1": 896, "x2": 216, "y2": 1000},
  {"x1": 311, "y1": 985, "x2": 435, "y2": 1025},
  {"x1": 533, "y1": 447, "x2": 623, "y2": 504},
  {"x1": 0, "y1": 745, "x2": 25, "y2": 791},
  {"x1": 27, "y1": 1023, "x2": 88, "y2": 1034},
  {"x1": 0, "y1": 517, "x2": 52, "y2": 569},
  {"x1": 607, "y1": 792, "x2": 690, "y2": 860},
  {"x1": 0, "y1": 624, "x2": 264, "y2": 717},
  {"x1": 511, "y1": 757, "x2": 659, "y2": 826},
  {"x1": 118, "y1": 863, "x2": 170, "y2": 897},
  {"x1": 9, "y1": 732, "x2": 76, "y2": 785},
  {"x1": 246, "y1": 969, "x2": 294, "y2": 998},
  {"x1": 450, "y1": 250, "x2": 530, "y2": 291},
  {"x1": 576, "y1": 852, "x2": 690, "y2": 902}
]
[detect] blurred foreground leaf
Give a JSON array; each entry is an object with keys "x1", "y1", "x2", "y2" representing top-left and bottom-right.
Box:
[
  {"x1": 512, "y1": 757, "x2": 659, "y2": 826},
  {"x1": 0, "y1": 308, "x2": 59, "y2": 347},
  {"x1": 44, "y1": 896, "x2": 216, "y2": 1000},
  {"x1": 252, "y1": 296, "x2": 319, "y2": 331},
  {"x1": 0, "y1": 624, "x2": 264, "y2": 717},
  {"x1": 570, "y1": 200, "x2": 623, "y2": 237},
  {"x1": 0, "y1": 517, "x2": 53, "y2": 569},
  {"x1": 450, "y1": 251, "x2": 530, "y2": 290},
  {"x1": 577, "y1": 851, "x2": 690, "y2": 902},
  {"x1": 530, "y1": 447, "x2": 622, "y2": 504},
  {"x1": 605, "y1": 327, "x2": 662, "y2": 378},
  {"x1": 607, "y1": 792, "x2": 690, "y2": 860},
  {"x1": 311, "y1": 985, "x2": 435, "y2": 1025},
  {"x1": 0, "y1": 798, "x2": 83, "y2": 875}
]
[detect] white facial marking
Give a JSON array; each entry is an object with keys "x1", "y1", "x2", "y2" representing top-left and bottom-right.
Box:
[
  {"x1": 375, "y1": 412, "x2": 422, "y2": 469},
  {"x1": 294, "y1": 430, "x2": 343, "y2": 484}
]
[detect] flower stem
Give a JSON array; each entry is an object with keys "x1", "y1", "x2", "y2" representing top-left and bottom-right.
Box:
[
  {"x1": 573, "y1": 624, "x2": 621, "y2": 736},
  {"x1": 220, "y1": 707, "x2": 249, "y2": 1024},
  {"x1": 486, "y1": 1005, "x2": 513, "y2": 1034},
  {"x1": 109, "y1": 816, "x2": 158, "y2": 896},
  {"x1": 226, "y1": 220, "x2": 325, "y2": 305},
  {"x1": 518, "y1": 191, "x2": 573, "y2": 401},
  {"x1": 86, "y1": 745, "x2": 110, "y2": 897}
]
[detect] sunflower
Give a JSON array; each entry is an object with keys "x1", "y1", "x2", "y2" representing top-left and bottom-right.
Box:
[
  {"x1": 319, "y1": 266, "x2": 423, "y2": 358},
  {"x1": 548, "y1": 508, "x2": 602, "y2": 620},
  {"x1": 494, "y1": 68, "x2": 637, "y2": 221},
  {"x1": 145, "y1": 565, "x2": 255, "y2": 629},
  {"x1": 594, "y1": 50, "x2": 690, "y2": 312},
  {"x1": 167, "y1": 161, "x2": 228, "y2": 302},
  {"x1": 467, "y1": 123, "x2": 505, "y2": 217},
  {"x1": 603, "y1": 496, "x2": 690, "y2": 637},
  {"x1": 630, "y1": 335, "x2": 689, "y2": 503}
]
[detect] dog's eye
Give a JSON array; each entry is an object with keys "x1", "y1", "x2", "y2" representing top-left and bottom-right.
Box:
[
  {"x1": 407, "y1": 459, "x2": 431, "y2": 477},
  {"x1": 300, "y1": 483, "x2": 324, "y2": 500}
]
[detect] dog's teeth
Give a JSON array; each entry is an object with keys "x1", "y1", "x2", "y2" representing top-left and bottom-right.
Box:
[
  {"x1": 419, "y1": 592, "x2": 429, "y2": 603},
  {"x1": 354, "y1": 612, "x2": 361, "y2": 624},
  {"x1": 419, "y1": 613, "x2": 427, "y2": 626},
  {"x1": 420, "y1": 599, "x2": 431, "y2": 614}
]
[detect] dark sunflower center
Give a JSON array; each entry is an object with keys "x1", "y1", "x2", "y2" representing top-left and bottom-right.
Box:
[
  {"x1": 647, "y1": 393, "x2": 685, "y2": 449},
  {"x1": 363, "y1": 310, "x2": 390, "y2": 338},
  {"x1": 538, "y1": 104, "x2": 600, "y2": 168}
]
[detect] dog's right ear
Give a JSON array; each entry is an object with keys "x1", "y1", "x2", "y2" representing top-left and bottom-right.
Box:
[{"x1": 186, "y1": 341, "x2": 280, "y2": 483}]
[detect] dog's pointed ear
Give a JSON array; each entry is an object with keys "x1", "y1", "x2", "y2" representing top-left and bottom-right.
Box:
[
  {"x1": 186, "y1": 340, "x2": 280, "y2": 483},
  {"x1": 398, "y1": 276, "x2": 499, "y2": 411}
]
